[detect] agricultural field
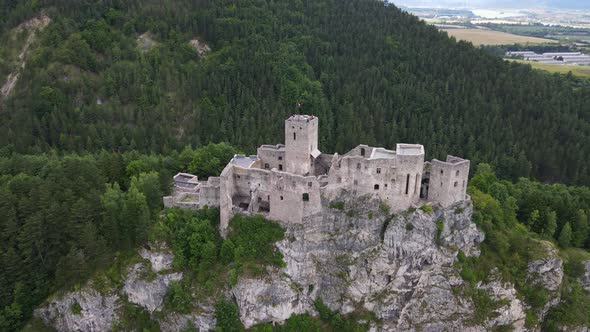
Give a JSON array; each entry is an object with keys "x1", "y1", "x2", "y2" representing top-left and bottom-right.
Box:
[
  {"x1": 508, "y1": 59, "x2": 590, "y2": 78},
  {"x1": 443, "y1": 28, "x2": 557, "y2": 45}
]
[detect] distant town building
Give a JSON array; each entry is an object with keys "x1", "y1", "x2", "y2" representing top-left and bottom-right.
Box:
[{"x1": 506, "y1": 51, "x2": 590, "y2": 65}]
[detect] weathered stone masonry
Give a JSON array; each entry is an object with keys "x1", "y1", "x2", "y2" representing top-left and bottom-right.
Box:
[{"x1": 164, "y1": 115, "x2": 470, "y2": 236}]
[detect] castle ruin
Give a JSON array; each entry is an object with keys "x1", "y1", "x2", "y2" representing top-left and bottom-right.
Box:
[{"x1": 164, "y1": 115, "x2": 470, "y2": 236}]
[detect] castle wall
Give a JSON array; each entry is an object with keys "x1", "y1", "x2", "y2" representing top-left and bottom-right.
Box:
[
  {"x1": 198, "y1": 177, "x2": 221, "y2": 208},
  {"x1": 323, "y1": 152, "x2": 423, "y2": 211},
  {"x1": 257, "y1": 145, "x2": 286, "y2": 171},
  {"x1": 427, "y1": 156, "x2": 470, "y2": 208}
]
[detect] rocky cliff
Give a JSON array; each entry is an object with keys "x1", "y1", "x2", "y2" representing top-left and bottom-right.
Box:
[{"x1": 35, "y1": 196, "x2": 566, "y2": 331}]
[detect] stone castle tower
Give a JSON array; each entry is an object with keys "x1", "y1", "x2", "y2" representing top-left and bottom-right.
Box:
[{"x1": 284, "y1": 115, "x2": 319, "y2": 176}]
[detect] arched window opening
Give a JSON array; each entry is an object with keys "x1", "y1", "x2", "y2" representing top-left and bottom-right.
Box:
[{"x1": 374, "y1": 184, "x2": 380, "y2": 190}]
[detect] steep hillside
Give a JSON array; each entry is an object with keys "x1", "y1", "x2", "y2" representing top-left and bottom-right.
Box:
[{"x1": 0, "y1": 0, "x2": 589, "y2": 186}]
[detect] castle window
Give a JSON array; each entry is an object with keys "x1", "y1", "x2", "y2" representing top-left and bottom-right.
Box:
[
  {"x1": 280, "y1": 196, "x2": 284, "y2": 200},
  {"x1": 440, "y1": 170, "x2": 444, "y2": 174},
  {"x1": 376, "y1": 168, "x2": 381, "y2": 174},
  {"x1": 454, "y1": 181, "x2": 458, "y2": 187},
  {"x1": 357, "y1": 163, "x2": 361, "y2": 169},
  {"x1": 308, "y1": 182, "x2": 312, "y2": 188},
  {"x1": 267, "y1": 195, "x2": 270, "y2": 200},
  {"x1": 384, "y1": 183, "x2": 388, "y2": 188},
  {"x1": 374, "y1": 184, "x2": 380, "y2": 190},
  {"x1": 361, "y1": 148, "x2": 366, "y2": 157},
  {"x1": 302, "y1": 193, "x2": 310, "y2": 202},
  {"x1": 264, "y1": 163, "x2": 270, "y2": 169},
  {"x1": 278, "y1": 156, "x2": 282, "y2": 160},
  {"x1": 236, "y1": 175, "x2": 241, "y2": 179},
  {"x1": 456, "y1": 170, "x2": 460, "y2": 176},
  {"x1": 293, "y1": 132, "x2": 296, "y2": 140},
  {"x1": 279, "y1": 164, "x2": 283, "y2": 171},
  {"x1": 299, "y1": 127, "x2": 302, "y2": 130},
  {"x1": 405, "y1": 174, "x2": 410, "y2": 195}
]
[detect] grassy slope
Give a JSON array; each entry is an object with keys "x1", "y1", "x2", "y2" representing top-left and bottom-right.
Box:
[{"x1": 443, "y1": 28, "x2": 558, "y2": 45}]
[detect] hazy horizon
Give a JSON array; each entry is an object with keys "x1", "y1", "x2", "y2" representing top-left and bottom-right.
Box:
[{"x1": 390, "y1": 0, "x2": 589, "y2": 10}]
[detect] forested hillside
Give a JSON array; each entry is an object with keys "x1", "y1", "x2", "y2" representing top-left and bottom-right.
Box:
[
  {"x1": 1, "y1": 0, "x2": 589, "y2": 185},
  {"x1": 1, "y1": 0, "x2": 590, "y2": 331}
]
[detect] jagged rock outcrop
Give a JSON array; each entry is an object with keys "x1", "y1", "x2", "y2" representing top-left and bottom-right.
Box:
[
  {"x1": 139, "y1": 244, "x2": 174, "y2": 273},
  {"x1": 581, "y1": 260, "x2": 590, "y2": 292},
  {"x1": 233, "y1": 271, "x2": 313, "y2": 327},
  {"x1": 527, "y1": 242, "x2": 564, "y2": 320},
  {"x1": 36, "y1": 195, "x2": 569, "y2": 331},
  {"x1": 231, "y1": 197, "x2": 490, "y2": 330},
  {"x1": 123, "y1": 263, "x2": 182, "y2": 312},
  {"x1": 36, "y1": 289, "x2": 119, "y2": 332},
  {"x1": 35, "y1": 249, "x2": 213, "y2": 332}
]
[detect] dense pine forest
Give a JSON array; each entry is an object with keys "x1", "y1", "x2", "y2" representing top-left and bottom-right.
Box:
[{"x1": 1, "y1": 0, "x2": 590, "y2": 330}]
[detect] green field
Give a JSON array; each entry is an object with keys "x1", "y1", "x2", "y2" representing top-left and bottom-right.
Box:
[{"x1": 508, "y1": 59, "x2": 590, "y2": 78}]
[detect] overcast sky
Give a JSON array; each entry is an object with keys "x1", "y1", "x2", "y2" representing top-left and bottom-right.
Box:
[{"x1": 390, "y1": 0, "x2": 589, "y2": 9}]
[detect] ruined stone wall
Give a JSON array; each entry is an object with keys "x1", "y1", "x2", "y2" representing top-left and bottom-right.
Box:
[
  {"x1": 427, "y1": 156, "x2": 470, "y2": 208},
  {"x1": 322, "y1": 153, "x2": 423, "y2": 211},
  {"x1": 198, "y1": 177, "x2": 221, "y2": 208},
  {"x1": 219, "y1": 165, "x2": 322, "y2": 236},
  {"x1": 219, "y1": 165, "x2": 235, "y2": 237},
  {"x1": 257, "y1": 146, "x2": 285, "y2": 171}
]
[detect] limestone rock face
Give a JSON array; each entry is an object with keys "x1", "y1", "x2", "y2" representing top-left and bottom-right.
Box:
[
  {"x1": 123, "y1": 263, "x2": 182, "y2": 312},
  {"x1": 233, "y1": 272, "x2": 313, "y2": 327},
  {"x1": 527, "y1": 242, "x2": 564, "y2": 320},
  {"x1": 238, "y1": 197, "x2": 494, "y2": 330},
  {"x1": 35, "y1": 289, "x2": 119, "y2": 332},
  {"x1": 580, "y1": 260, "x2": 590, "y2": 292},
  {"x1": 139, "y1": 245, "x2": 174, "y2": 272}
]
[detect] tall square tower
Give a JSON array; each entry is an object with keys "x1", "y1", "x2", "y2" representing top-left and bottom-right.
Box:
[{"x1": 284, "y1": 115, "x2": 319, "y2": 176}]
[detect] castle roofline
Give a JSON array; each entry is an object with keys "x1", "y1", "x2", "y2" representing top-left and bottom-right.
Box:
[
  {"x1": 396, "y1": 143, "x2": 424, "y2": 156},
  {"x1": 287, "y1": 114, "x2": 316, "y2": 122}
]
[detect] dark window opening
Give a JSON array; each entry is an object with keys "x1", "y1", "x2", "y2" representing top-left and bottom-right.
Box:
[
  {"x1": 456, "y1": 170, "x2": 460, "y2": 176},
  {"x1": 357, "y1": 163, "x2": 361, "y2": 169},
  {"x1": 278, "y1": 156, "x2": 282, "y2": 160},
  {"x1": 264, "y1": 163, "x2": 270, "y2": 169},
  {"x1": 280, "y1": 196, "x2": 284, "y2": 200},
  {"x1": 377, "y1": 168, "x2": 381, "y2": 174},
  {"x1": 279, "y1": 164, "x2": 283, "y2": 171},
  {"x1": 374, "y1": 184, "x2": 380, "y2": 190},
  {"x1": 361, "y1": 148, "x2": 366, "y2": 157},
  {"x1": 405, "y1": 174, "x2": 410, "y2": 195},
  {"x1": 293, "y1": 132, "x2": 296, "y2": 140},
  {"x1": 440, "y1": 170, "x2": 444, "y2": 174},
  {"x1": 354, "y1": 180, "x2": 358, "y2": 185},
  {"x1": 303, "y1": 193, "x2": 310, "y2": 201},
  {"x1": 257, "y1": 197, "x2": 262, "y2": 202},
  {"x1": 384, "y1": 183, "x2": 388, "y2": 188},
  {"x1": 454, "y1": 181, "x2": 458, "y2": 187}
]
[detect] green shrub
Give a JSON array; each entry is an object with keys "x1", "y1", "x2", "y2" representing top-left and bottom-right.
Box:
[
  {"x1": 215, "y1": 299, "x2": 243, "y2": 332},
  {"x1": 329, "y1": 201, "x2": 345, "y2": 210},
  {"x1": 70, "y1": 302, "x2": 82, "y2": 315},
  {"x1": 164, "y1": 281, "x2": 192, "y2": 314},
  {"x1": 420, "y1": 205, "x2": 433, "y2": 213}
]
